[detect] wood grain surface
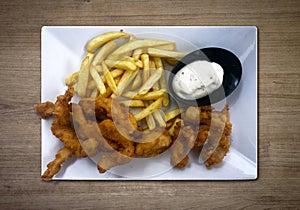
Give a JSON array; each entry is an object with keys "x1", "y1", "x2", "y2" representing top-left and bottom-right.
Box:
[{"x1": 0, "y1": 0, "x2": 299, "y2": 209}]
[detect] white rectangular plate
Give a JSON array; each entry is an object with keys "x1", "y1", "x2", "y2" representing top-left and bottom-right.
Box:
[{"x1": 41, "y1": 26, "x2": 257, "y2": 180}]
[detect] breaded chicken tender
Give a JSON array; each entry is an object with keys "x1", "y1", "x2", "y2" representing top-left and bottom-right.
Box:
[
  {"x1": 50, "y1": 88, "x2": 87, "y2": 158},
  {"x1": 41, "y1": 146, "x2": 73, "y2": 181},
  {"x1": 171, "y1": 104, "x2": 232, "y2": 169},
  {"x1": 171, "y1": 122, "x2": 196, "y2": 168},
  {"x1": 135, "y1": 129, "x2": 172, "y2": 157},
  {"x1": 34, "y1": 101, "x2": 55, "y2": 119},
  {"x1": 97, "y1": 152, "x2": 131, "y2": 173},
  {"x1": 98, "y1": 119, "x2": 135, "y2": 157}
]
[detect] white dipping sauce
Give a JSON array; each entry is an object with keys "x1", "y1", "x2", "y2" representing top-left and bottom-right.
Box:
[{"x1": 172, "y1": 60, "x2": 224, "y2": 100}]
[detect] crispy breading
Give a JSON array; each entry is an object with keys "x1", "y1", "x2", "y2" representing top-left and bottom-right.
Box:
[
  {"x1": 204, "y1": 135, "x2": 231, "y2": 168},
  {"x1": 194, "y1": 125, "x2": 210, "y2": 147},
  {"x1": 200, "y1": 104, "x2": 232, "y2": 167},
  {"x1": 51, "y1": 126, "x2": 86, "y2": 157},
  {"x1": 51, "y1": 88, "x2": 74, "y2": 128},
  {"x1": 182, "y1": 106, "x2": 200, "y2": 124},
  {"x1": 50, "y1": 88, "x2": 87, "y2": 157},
  {"x1": 170, "y1": 123, "x2": 196, "y2": 168},
  {"x1": 41, "y1": 146, "x2": 73, "y2": 181},
  {"x1": 135, "y1": 129, "x2": 172, "y2": 157},
  {"x1": 97, "y1": 152, "x2": 131, "y2": 173},
  {"x1": 79, "y1": 97, "x2": 112, "y2": 120},
  {"x1": 34, "y1": 101, "x2": 55, "y2": 119},
  {"x1": 173, "y1": 104, "x2": 232, "y2": 169},
  {"x1": 71, "y1": 104, "x2": 112, "y2": 153},
  {"x1": 79, "y1": 97, "x2": 138, "y2": 136},
  {"x1": 183, "y1": 105, "x2": 212, "y2": 126},
  {"x1": 111, "y1": 100, "x2": 138, "y2": 136},
  {"x1": 37, "y1": 86, "x2": 233, "y2": 177},
  {"x1": 170, "y1": 140, "x2": 189, "y2": 168},
  {"x1": 72, "y1": 104, "x2": 100, "y2": 140},
  {"x1": 80, "y1": 138, "x2": 99, "y2": 157},
  {"x1": 98, "y1": 119, "x2": 135, "y2": 157}
]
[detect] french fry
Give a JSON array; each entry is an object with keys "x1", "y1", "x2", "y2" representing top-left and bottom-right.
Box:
[
  {"x1": 73, "y1": 82, "x2": 78, "y2": 92},
  {"x1": 137, "y1": 54, "x2": 162, "y2": 95},
  {"x1": 138, "y1": 68, "x2": 162, "y2": 95},
  {"x1": 153, "y1": 43, "x2": 176, "y2": 51},
  {"x1": 130, "y1": 43, "x2": 175, "y2": 57},
  {"x1": 148, "y1": 48, "x2": 187, "y2": 59},
  {"x1": 165, "y1": 58, "x2": 179, "y2": 66},
  {"x1": 77, "y1": 53, "x2": 94, "y2": 97},
  {"x1": 162, "y1": 87, "x2": 169, "y2": 106},
  {"x1": 149, "y1": 59, "x2": 156, "y2": 69},
  {"x1": 87, "y1": 79, "x2": 97, "y2": 90},
  {"x1": 152, "y1": 110, "x2": 166, "y2": 127},
  {"x1": 86, "y1": 31, "x2": 130, "y2": 52},
  {"x1": 154, "y1": 57, "x2": 169, "y2": 106},
  {"x1": 110, "y1": 69, "x2": 124, "y2": 78},
  {"x1": 95, "y1": 65, "x2": 102, "y2": 73},
  {"x1": 149, "y1": 59, "x2": 160, "y2": 90},
  {"x1": 112, "y1": 39, "x2": 174, "y2": 56},
  {"x1": 92, "y1": 41, "x2": 118, "y2": 66},
  {"x1": 115, "y1": 70, "x2": 139, "y2": 96},
  {"x1": 99, "y1": 86, "x2": 113, "y2": 98},
  {"x1": 165, "y1": 108, "x2": 182, "y2": 122},
  {"x1": 123, "y1": 89, "x2": 165, "y2": 100},
  {"x1": 65, "y1": 71, "x2": 79, "y2": 86},
  {"x1": 131, "y1": 71, "x2": 142, "y2": 90},
  {"x1": 132, "y1": 48, "x2": 143, "y2": 59},
  {"x1": 114, "y1": 76, "x2": 122, "y2": 85},
  {"x1": 118, "y1": 100, "x2": 145, "y2": 107},
  {"x1": 134, "y1": 59, "x2": 143, "y2": 68},
  {"x1": 122, "y1": 56, "x2": 143, "y2": 68},
  {"x1": 90, "y1": 66, "x2": 106, "y2": 94},
  {"x1": 141, "y1": 54, "x2": 150, "y2": 83},
  {"x1": 105, "y1": 59, "x2": 137, "y2": 71},
  {"x1": 134, "y1": 97, "x2": 163, "y2": 121},
  {"x1": 101, "y1": 62, "x2": 117, "y2": 93},
  {"x1": 153, "y1": 56, "x2": 163, "y2": 70},
  {"x1": 85, "y1": 89, "x2": 92, "y2": 98},
  {"x1": 90, "y1": 88, "x2": 98, "y2": 98},
  {"x1": 146, "y1": 114, "x2": 156, "y2": 130},
  {"x1": 98, "y1": 67, "x2": 124, "y2": 83},
  {"x1": 166, "y1": 120, "x2": 174, "y2": 129},
  {"x1": 168, "y1": 118, "x2": 182, "y2": 136}
]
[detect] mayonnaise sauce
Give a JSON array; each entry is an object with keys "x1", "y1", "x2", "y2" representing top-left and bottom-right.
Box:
[{"x1": 172, "y1": 60, "x2": 224, "y2": 100}]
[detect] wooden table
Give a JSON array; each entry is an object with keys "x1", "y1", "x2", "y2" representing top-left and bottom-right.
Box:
[{"x1": 0, "y1": 0, "x2": 299, "y2": 209}]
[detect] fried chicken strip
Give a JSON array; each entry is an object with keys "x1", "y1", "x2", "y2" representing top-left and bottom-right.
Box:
[
  {"x1": 80, "y1": 138, "x2": 99, "y2": 157},
  {"x1": 170, "y1": 140, "x2": 189, "y2": 168},
  {"x1": 79, "y1": 97, "x2": 112, "y2": 120},
  {"x1": 34, "y1": 101, "x2": 55, "y2": 119},
  {"x1": 201, "y1": 104, "x2": 232, "y2": 167},
  {"x1": 97, "y1": 119, "x2": 135, "y2": 157},
  {"x1": 79, "y1": 97, "x2": 138, "y2": 136},
  {"x1": 194, "y1": 125, "x2": 210, "y2": 147},
  {"x1": 72, "y1": 104, "x2": 111, "y2": 153},
  {"x1": 97, "y1": 152, "x2": 131, "y2": 173},
  {"x1": 204, "y1": 135, "x2": 231, "y2": 168},
  {"x1": 135, "y1": 129, "x2": 172, "y2": 157},
  {"x1": 50, "y1": 88, "x2": 87, "y2": 157},
  {"x1": 182, "y1": 105, "x2": 212, "y2": 125},
  {"x1": 95, "y1": 118, "x2": 138, "y2": 173},
  {"x1": 51, "y1": 127, "x2": 86, "y2": 157},
  {"x1": 41, "y1": 146, "x2": 73, "y2": 181},
  {"x1": 170, "y1": 122, "x2": 196, "y2": 168},
  {"x1": 174, "y1": 104, "x2": 232, "y2": 169}
]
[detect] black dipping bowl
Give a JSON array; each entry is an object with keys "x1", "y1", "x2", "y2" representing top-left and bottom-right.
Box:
[{"x1": 168, "y1": 47, "x2": 242, "y2": 106}]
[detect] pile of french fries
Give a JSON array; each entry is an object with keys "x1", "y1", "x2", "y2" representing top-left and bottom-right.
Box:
[{"x1": 65, "y1": 31, "x2": 186, "y2": 130}]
